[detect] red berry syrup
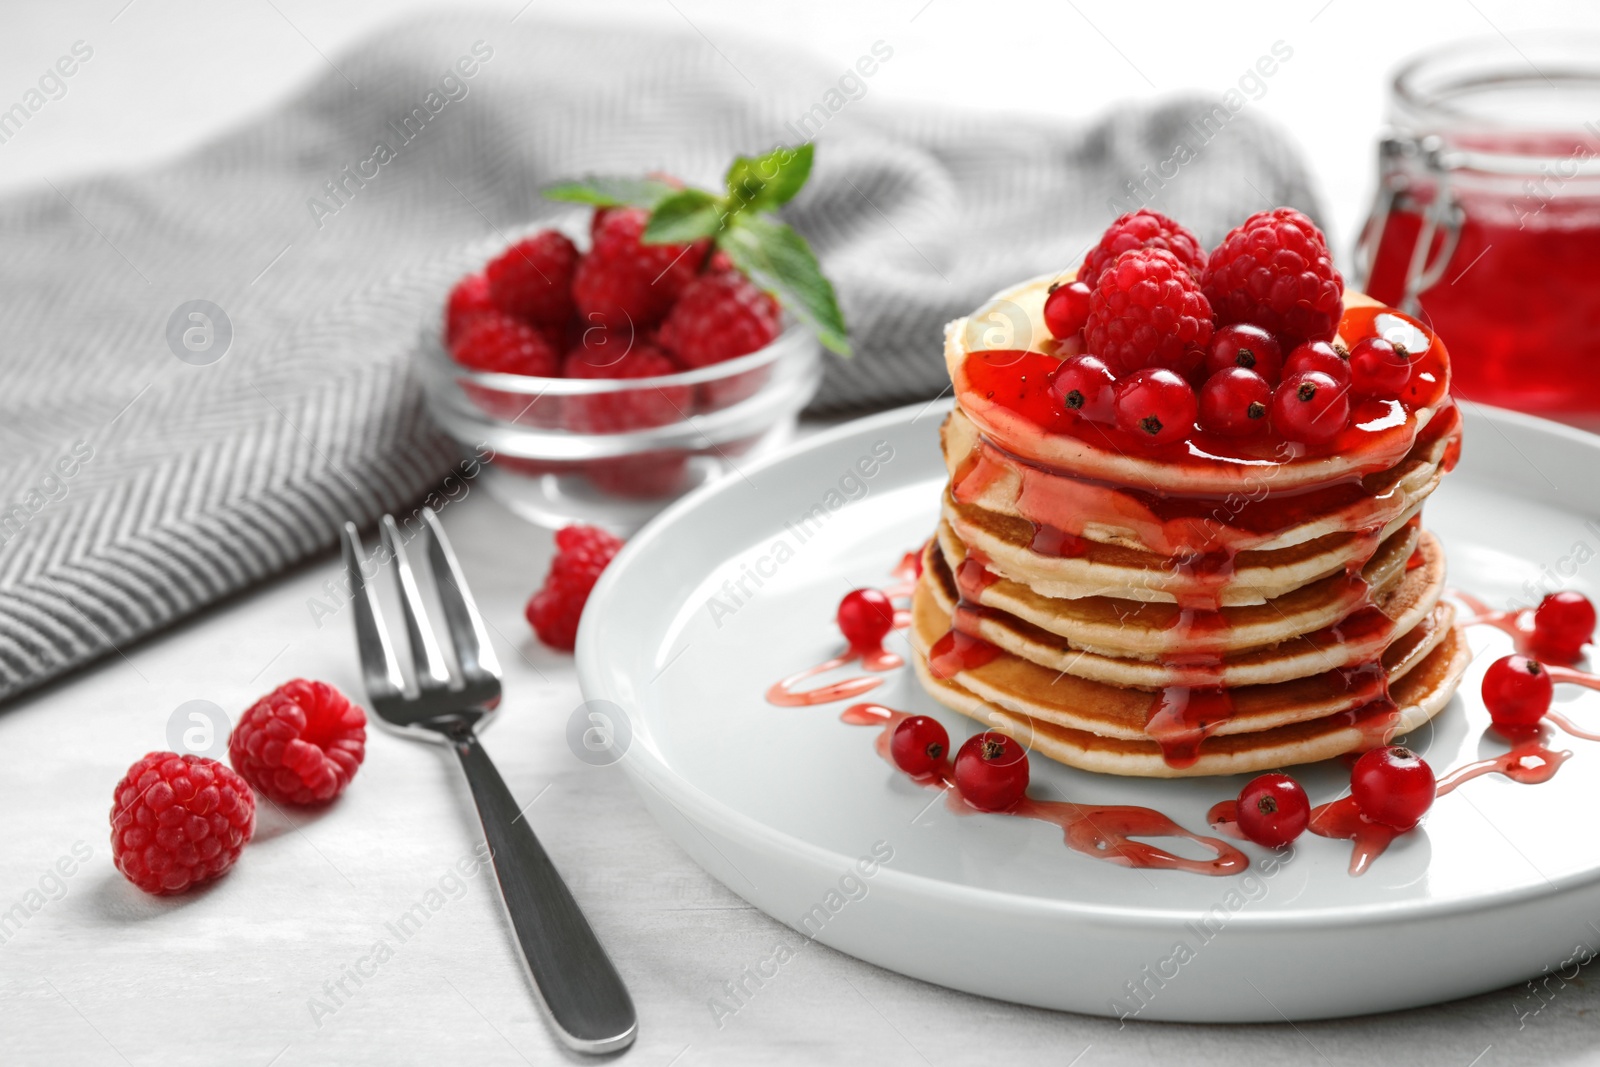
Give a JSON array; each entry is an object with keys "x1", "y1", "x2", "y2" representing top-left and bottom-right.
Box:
[
  {"x1": 843, "y1": 703, "x2": 1248, "y2": 875},
  {"x1": 1366, "y1": 168, "x2": 1600, "y2": 419}
]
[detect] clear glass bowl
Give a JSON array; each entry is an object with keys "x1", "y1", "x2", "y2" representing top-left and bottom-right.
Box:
[{"x1": 415, "y1": 309, "x2": 823, "y2": 533}]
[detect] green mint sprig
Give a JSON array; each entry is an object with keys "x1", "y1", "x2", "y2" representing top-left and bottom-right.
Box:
[{"x1": 543, "y1": 144, "x2": 850, "y2": 356}]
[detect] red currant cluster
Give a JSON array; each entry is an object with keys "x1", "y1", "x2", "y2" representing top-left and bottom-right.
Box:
[
  {"x1": 1231, "y1": 591, "x2": 1597, "y2": 850},
  {"x1": 889, "y1": 715, "x2": 1032, "y2": 812},
  {"x1": 1232, "y1": 745, "x2": 1435, "y2": 850},
  {"x1": 1482, "y1": 591, "x2": 1597, "y2": 729},
  {"x1": 1042, "y1": 208, "x2": 1415, "y2": 450}
]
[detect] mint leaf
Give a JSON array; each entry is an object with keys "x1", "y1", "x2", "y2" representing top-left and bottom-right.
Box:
[
  {"x1": 542, "y1": 176, "x2": 679, "y2": 209},
  {"x1": 642, "y1": 189, "x2": 726, "y2": 244},
  {"x1": 724, "y1": 143, "x2": 814, "y2": 217},
  {"x1": 721, "y1": 215, "x2": 850, "y2": 356}
]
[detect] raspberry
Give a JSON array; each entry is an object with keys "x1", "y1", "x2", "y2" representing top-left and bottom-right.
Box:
[
  {"x1": 1083, "y1": 248, "x2": 1214, "y2": 375},
  {"x1": 229, "y1": 680, "x2": 368, "y2": 806},
  {"x1": 525, "y1": 525, "x2": 625, "y2": 651},
  {"x1": 111, "y1": 752, "x2": 255, "y2": 895},
  {"x1": 486, "y1": 231, "x2": 578, "y2": 328},
  {"x1": 657, "y1": 270, "x2": 782, "y2": 369},
  {"x1": 563, "y1": 341, "x2": 691, "y2": 434},
  {"x1": 1202, "y1": 208, "x2": 1344, "y2": 346},
  {"x1": 451, "y1": 312, "x2": 561, "y2": 377},
  {"x1": 573, "y1": 207, "x2": 708, "y2": 329},
  {"x1": 1078, "y1": 209, "x2": 1206, "y2": 290},
  {"x1": 588, "y1": 451, "x2": 694, "y2": 498},
  {"x1": 445, "y1": 273, "x2": 497, "y2": 347}
]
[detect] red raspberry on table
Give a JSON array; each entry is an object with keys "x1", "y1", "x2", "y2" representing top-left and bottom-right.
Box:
[
  {"x1": 658, "y1": 270, "x2": 782, "y2": 369},
  {"x1": 1202, "y1": 208, "x2": 1344, "y2": 346},
  {"x1": 451, "y1": 312, "x2": 561, "y2": 378},
  {"x1": 1083, "y1": 247, "x2": 1214, "y2": 376},
  {"x1": 526, "y1": 525, "x2": 625, "y2": 651},
  {"x1": 572, "y1": 207, "x2": 709, "y2": 329},
  {"x1": 445, "y1": 273, "x2": 497, "y2": 347},
  {"x1": 229, "y1": 680, "x2": 368, "y2": 806},
  {"x1": 1077, "y1": 209, "x2": 1206, "y2": 291},
  {"x1": 111, "y1": 752, "x2": 255, "y2": 895},
  {"x1": 563, "y1": 341, "x2": 691, "y2": 434},
  {"x1": 486, "y1": 231, "x2": 578, "y2": 328}
]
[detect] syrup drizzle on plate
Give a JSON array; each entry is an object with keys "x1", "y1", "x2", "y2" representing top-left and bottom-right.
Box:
[
  {"x1": 843, "y1": 703, "x2": 1248, "y2": 876},
  {"x1": 769, "y1": 549, "x2": 1600, "y2": 878},
  {"x1": 765, "y1": 566, "x2": 912, "y2": 706}
]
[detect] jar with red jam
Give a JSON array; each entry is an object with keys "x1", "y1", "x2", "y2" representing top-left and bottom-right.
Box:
[{"x1": 1357, "y1": 35, "x2": 1600, "y2": 425}]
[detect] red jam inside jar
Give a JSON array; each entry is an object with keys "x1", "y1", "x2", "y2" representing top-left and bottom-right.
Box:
[{"x1": 1359, "y1": 35, "x2": 1600, "y2": 425}]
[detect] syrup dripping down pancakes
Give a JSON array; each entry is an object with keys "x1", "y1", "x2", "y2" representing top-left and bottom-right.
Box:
[{"x1": 910, "y1": 276, "x2": 1469, "y2": 778}]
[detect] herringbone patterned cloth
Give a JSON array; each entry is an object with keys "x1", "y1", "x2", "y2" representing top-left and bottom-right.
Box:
[{"x1": 0, "y1": 13, "x2": 1322, "y2": 703}]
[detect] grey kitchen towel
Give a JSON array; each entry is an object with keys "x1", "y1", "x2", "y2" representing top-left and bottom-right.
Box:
[{"x1": 0, "y1": 12, "x2": 1323, "y2": 704}]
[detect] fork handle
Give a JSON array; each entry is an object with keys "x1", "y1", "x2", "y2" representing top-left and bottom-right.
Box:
[{"x1": 451, "y1": 727, "x2": 637, "y2": 1054}]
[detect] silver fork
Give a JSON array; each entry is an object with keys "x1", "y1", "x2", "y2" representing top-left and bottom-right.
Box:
[{"x1": 340, "y1": 508, "x2": 637, "y2": 1055}]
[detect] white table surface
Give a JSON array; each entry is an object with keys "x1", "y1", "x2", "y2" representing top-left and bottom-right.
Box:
[
  {"x1": 8, "y1": 2, "x2": 1600, "y2": 1064},
  {"x1": 4, "y1": 486, "x2": 1598, "y2": 1067}
]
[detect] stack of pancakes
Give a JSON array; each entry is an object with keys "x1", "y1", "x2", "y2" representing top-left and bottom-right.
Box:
[{"x1": 909, "y1": 279, "x2": 1470, "y2": 777}]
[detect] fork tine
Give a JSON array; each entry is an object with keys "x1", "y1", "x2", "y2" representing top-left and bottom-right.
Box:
[
  {"x1": 380, "y1": 514, "x2": 453, "y2": 691},
  {"x1": 341, "y1": 522, "x2": 405, "y2": 703},
  {"x1": 422, "y1": 508, "x2": 501, "y2": 682}
]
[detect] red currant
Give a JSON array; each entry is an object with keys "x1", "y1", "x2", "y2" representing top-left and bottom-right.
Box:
[
  {"x1": 1235, "y1": 773, "x2": 1310, "y2": 847},
  {"x1": 837, "y1": 589, "x2": 894, "y2": 650},
  {"x1": 1283, "y1": 340, "x2": 1352, "y2": 388},
  {"x1": 1198, "y1": 367, "x2": 1272, "y2": 437},
  {"x1": 1348, "y1": 337, "x2": 1412, "y2": 399},
  {"x1": 1531, "y1": 591, "x2": 1596, "y2": 664},
  {"x1": 1044, "y1": 281, "x2": 1092, "y2": 339},
  {"x1": 1205, "y1": 323, "x2": 1283, "y2": 384},
  {"x1": 1271, "y1": 370, "x2": 1350, "y2": 445},
  {"x1": 1112, "y1": 367, "x2": 1197, "y2": 447},
  {"x1": 890, "y1": 715, "x2": 950, "y2": 776},
  {"x1": 1350, "y1": 746, "x2": 1435, "y2": 831},
  {"x1": 1051, "y1": 354, "x2": 1116, "y2": 422},
  {"x1": 953, "y1": 732, "x2": 1030, "y2": 811},
  {"x1": 1482, "y1": 654, "x2": 1554, "y2": 731}
]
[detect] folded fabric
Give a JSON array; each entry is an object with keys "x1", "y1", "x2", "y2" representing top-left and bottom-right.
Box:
[{"x1": 0, "y1": 12, "x2": 1323, "y2": 704}]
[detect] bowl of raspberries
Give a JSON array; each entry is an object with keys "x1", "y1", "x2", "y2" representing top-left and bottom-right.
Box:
[{"x1": 419, "y1": 192, "x2": 825, "y2": 531}]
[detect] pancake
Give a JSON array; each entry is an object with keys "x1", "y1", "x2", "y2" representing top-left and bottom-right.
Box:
[
  {"x1": 910, "y1": 627, "x2": 1469, "y2": 777},
  {"x1": 944, "y1": 490, "x2": 1424, "y2": 607},
  {"x1": 940, "y1": 404, "x2": 1457, "y2": 555},
  {"x1": 907, "y1": 270, "x2": 1468, "y2": 778},
  {"x1": 944, "y1": 278, "x2": 1453, "y2": 494},
  {"x1": 910, "y1": 555, "x2": 1456, "y2": 741},
  {"x1": 934, "y1": 518, "x2": 1418, "y2": 659},
  {"x1": 924, "y1": 529, "x2": 1446, "y2": 688}
]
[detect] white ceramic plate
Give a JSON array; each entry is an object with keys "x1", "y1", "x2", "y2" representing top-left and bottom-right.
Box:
[{"x1": 577, "y1": 399, "x2": 1600, "y2": 1022}]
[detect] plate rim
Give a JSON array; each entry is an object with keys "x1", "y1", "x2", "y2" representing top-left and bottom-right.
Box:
[{"x1": 577, "y1": 398, "x2": 1600, "y2": 930}]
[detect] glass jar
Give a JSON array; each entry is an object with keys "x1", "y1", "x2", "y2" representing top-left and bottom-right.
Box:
[{"x1": 1357, "y1": 35, "x2": 1600, "y2": 423}]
